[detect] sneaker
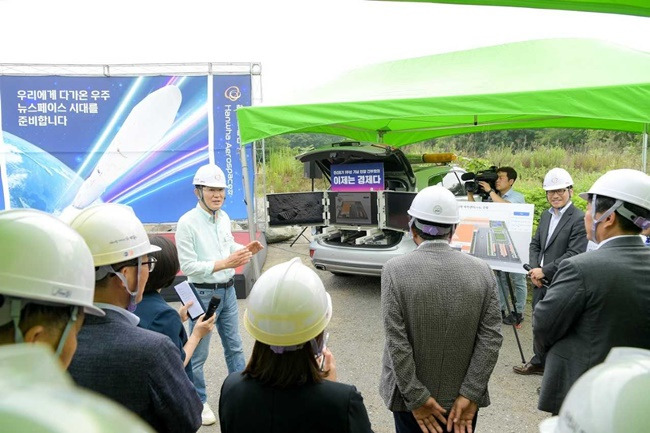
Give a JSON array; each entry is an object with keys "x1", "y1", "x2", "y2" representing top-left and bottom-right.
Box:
[{"x1": 202, "y1": 402, "x2": 216, "y2": 426}]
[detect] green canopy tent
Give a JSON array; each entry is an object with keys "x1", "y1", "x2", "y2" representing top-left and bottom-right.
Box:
[
  {"x1": 237, "y1": 38, "x2": 649, "y2": 242},
  {"x1": 237, "y1": 38, "x2": 650, "y2": 170},
  {"x1": 381, "y1": 0, "x2": 650, "y2": 17}
]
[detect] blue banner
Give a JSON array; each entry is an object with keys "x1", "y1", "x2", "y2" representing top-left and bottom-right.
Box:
[
  {"x1": 0, "y1": 73, "x2": 254, "y2": 223},
  {"x1": 213, "y1": 75, "x2": 253, "y2": 219}
]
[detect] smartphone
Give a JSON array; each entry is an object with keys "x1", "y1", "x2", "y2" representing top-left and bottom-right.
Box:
[{"x1": 319, "y1": 332, "x2": 330, "y2": 371}]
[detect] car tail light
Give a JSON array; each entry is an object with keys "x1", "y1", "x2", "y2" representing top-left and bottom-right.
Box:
[{"x1": 309, "y1": 248, "x2": 315, "y2": 258}]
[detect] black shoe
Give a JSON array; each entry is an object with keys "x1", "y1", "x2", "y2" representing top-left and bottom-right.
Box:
[
  {"x1": 515, "y1": 312, "x2": 524, "y2": 325},
  {"x1": 513, "y1": 362, "x2": 545, "y2": 375},
  {"x1": 502, "y1": 312, "x2": 515, "y2": 325}
]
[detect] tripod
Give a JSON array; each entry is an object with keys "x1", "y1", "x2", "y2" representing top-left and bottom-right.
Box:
[
  {"x1": 290, "y1": 177, "x2": 315, "y2": 248},
  {"x1": 495, "y1": 270, "x2": 527, "y2": 364},
  {"x1": 290, "y1": 227, "x2": 310, "y2": 247}
]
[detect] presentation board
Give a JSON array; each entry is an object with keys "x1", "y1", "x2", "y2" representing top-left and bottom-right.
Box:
[{"x1": 453, "y1": 202, "x2": 534, "y2": 274}]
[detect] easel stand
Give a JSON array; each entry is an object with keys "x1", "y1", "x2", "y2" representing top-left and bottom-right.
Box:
[
  {"x1": 496, "y1": 270, "x2": 527, "y2": 364},
  {"x1": 290, "y1": 177, "x2": 314, "y2": 248},
  {"x1": 290, "y1": 227, "x2": 309, "y2": 247}
]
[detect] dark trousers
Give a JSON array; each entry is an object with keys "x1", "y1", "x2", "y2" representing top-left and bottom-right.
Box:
[
  {"x1": 530, "y1": 285, "x2": 548, "y2": 366},
  {"x1": 393, "y1": 409, "x2": 478, "y2": 433}
]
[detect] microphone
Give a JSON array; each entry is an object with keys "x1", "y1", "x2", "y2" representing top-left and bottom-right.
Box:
[
  {"x1": 460, "y1": 172, "x2": 476, "y2": 181},
  {"x1": 523, "y1": 264, "x2": 550, "y2": 286},
  {"x1": 204, "y1": 295, "x2": 221, "y2": 320}
]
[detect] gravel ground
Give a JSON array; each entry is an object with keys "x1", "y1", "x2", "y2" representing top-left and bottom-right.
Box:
[{"x1": 193, "y1": 237, "x2": 549, "y2": 433}]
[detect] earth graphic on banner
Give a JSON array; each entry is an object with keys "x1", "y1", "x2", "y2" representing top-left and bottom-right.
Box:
[{"x1": 2, "y1": 131, "x2": 85, "y2": 214}]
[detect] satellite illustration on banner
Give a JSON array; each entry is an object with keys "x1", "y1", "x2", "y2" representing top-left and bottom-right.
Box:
[{"x1": 59, "y1": 85, "x2": 182, "y2": 222}]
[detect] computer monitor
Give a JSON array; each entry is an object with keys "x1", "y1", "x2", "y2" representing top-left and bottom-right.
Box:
[
  {"x1": 328, "y1": 191, "x2": 378, "y2": 227},
  {"x1": 266, "y1": 192, "x2": 326, "y2": 226},
  {"x1": 383, "y1": 191, "x2": 417, "y2": 232}
]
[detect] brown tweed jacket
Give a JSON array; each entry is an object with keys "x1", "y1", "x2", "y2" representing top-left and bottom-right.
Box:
[{"x1": 380, "y1": 241, "x2": 503, "y2": 412}]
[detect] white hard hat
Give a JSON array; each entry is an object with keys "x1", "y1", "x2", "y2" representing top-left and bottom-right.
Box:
[
  {"x1": 193, "y1": 164, "x2": 227, "y2": 188},
  {"x1": 543, "y1": 168, "x2": 573, "y2": 191},
  {"x1": 579, "y1": 169, "x2": 650, "y2": 211},
  {"x1": 539, "y1": 347, "x2": 650, "y2": 433},
  {"x1": 0, "y1": 209, "x2": 104, "y2": 322},
  {"x1": 407, "y1": 185, "x2": 460, "y2": 224},
  {"x1": 68, "y1": 203, "x2": 161, "y2": 267},
  {"x1": 0, "y1": 344, "x2": 155, "y2": 433},
  {"x1": 244, "y1": 258, "x2": 332, "y2": 347}
]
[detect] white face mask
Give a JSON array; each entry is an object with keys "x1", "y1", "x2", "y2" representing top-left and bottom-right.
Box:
[{"x1": 101, "y1": 256, "x2": 143, "y2": 312}]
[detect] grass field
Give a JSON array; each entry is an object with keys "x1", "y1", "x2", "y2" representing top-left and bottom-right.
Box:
[{"x1": 259, "y1": 140, "x2": 644, "y2": 231}]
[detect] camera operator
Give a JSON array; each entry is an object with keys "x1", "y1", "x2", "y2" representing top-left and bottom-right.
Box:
[
  {"x1": 468, "y1": 167, "x2": 528, "y2": 326},
  {"x1": 467, "y1": 166, "x2": 525, "y2": 205}
]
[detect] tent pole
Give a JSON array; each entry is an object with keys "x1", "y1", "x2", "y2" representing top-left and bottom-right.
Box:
[
  {"x1": 643, "y1": 124, "x2": 648, "y2": 174},
  {"x1": 240, "y1": 143, "x2": 261, "y2": 281}
]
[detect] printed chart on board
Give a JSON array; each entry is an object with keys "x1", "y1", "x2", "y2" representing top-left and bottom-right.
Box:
[{"x1": 453, "y1": 202, "x2": 534, "y2": 274}]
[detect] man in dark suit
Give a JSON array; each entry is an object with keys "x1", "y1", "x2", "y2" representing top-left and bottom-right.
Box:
[
  {"x1": 67, "y1": 203, "x2": 202, "y2": 433},
  {"x1": 533, "y1": 169, "x2": 650, "y2": 415},
  {"x1": 514, "y1": 168, "x2": 588, "y2": 375}
]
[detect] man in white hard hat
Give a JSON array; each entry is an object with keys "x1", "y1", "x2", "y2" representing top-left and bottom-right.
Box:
[
  {"x1": 534, "y1": 169, "x2": 650, "y2": 415},
  {"x1": 175, "y1": 163, "x2": 264, "y2": 425},
  {"x1": 514, "y1": 168, "x2": 588, "y2": 376},
  {"x1": 0, "y1": 209, "x2": 154, "y2": 433},
  {"x1": 469, "y1": 166, "x2": 529, "y2": 327},
  {"x1": 380, "y1": 186, "x2": 503, "y2": 433},
  {"x1": 0, "y1": 209, "x2": 104, "y2": 367},
  {"x1": 67, "y1": 203, "x2": 202, "y2": 433},
  {"x1": 539, "y1": 347, "x2": 650, "y2": 433}
]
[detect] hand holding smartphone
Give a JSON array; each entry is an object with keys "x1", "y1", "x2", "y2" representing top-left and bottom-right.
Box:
[{"x1": 319, "y1": 332, "x2": 330, "y2": 371}]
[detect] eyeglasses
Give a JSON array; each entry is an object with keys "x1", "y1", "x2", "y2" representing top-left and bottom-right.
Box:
[
  {"x1": 546, "y1": 188, "x2": 568, "y2": 196},
  {"x1": 123, "y1": 257, "x2": 157, "y2": 273}
]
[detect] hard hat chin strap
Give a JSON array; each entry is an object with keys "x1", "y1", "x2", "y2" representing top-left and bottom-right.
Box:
[
  {"x1": 11, "y1": 299, "x2": 24, "y2": 344},
  {"x1": 616, "y1": 204, "x2": 650, "y2": 230},
  {"x1": 55, "y1": 306, "x2": 79, "y2": 356},
  {"x1": 10, "y1": 298, "x2": 79, "y2": 356},
  {"x1": 197, "y1": 187, "x2": 218, "y2": 223},
  {"x1": 590, "y1": 195, "x2": 623, "y2": 244},
  {"x1": 110, "y1": 257, "x2": 142, "y2": 312}
]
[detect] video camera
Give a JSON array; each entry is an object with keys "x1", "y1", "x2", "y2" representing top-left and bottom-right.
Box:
[{"x1": 462, "y1": 166, "x2": 498, "y2": 200}]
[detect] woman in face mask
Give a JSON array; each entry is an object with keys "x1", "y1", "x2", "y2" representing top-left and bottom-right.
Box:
[{"x1": 218, "y1": 258, "x2": 373, "y2": 433}]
